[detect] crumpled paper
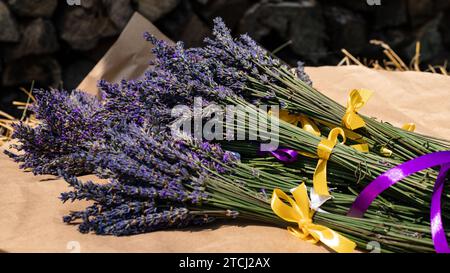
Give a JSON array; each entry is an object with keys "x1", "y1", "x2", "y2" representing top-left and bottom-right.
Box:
[
  {"x1": 77, "y1": 12, "x2": 173, "y2": 96},
  {"x1": 0, "y1": 12, "x2": 449, "y2": 253}
]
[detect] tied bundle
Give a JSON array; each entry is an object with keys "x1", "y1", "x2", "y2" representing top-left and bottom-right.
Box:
[{"x1": 6, "y1": 18, "x2": 450, "y2": 253}]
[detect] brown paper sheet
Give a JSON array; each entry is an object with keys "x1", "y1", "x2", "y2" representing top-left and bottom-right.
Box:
[
  {"x1": 0, "y1": 151, "x2": 329, "y2": 253},
  {"x1": 77, "y1": 12, "x2": 173, "y2": 96},
  {"x1": 1, "y1": 12, "x2": 449, "y2": 253},
  {"x1": 305, "y1": 66, "x2": 450, "y2": 138}
]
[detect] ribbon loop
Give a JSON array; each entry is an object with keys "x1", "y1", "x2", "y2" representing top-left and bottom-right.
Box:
[
  {"x1": 271, "y1": 189, "x2": 306, "y2": 222},
  {"x1": 348, "y1": 151, "x2": 450, "y2": 253},
  {"x1": 431, "y1": 163, "x2": 450, "y2": 253},
  {"x1": 314, "y1": 128, "x2": 346, "y2": 196},
  {"x1": 327, "y1": 127, "x2": 347, "y2": 144},
  {"x1": 315, "y1": 119, "x2": 369, "y2": 153},
  {"x1": 269, "y1": 149, "x2": 299, "y2": 163},
  {"x1": 271, "y1": 184, "x2": 356, "y2": 253},
  {"x1": 342, "y1": 89, "x2": 373, "y2": 130}
]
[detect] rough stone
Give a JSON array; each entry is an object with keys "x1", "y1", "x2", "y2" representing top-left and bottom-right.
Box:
[
  {"x1": 374, "y1": 0, "x2": 408, "y2": 29},
  {"x1": 195, "y1": 0, "x2": 253, "y2": 31},
  {"x1": 2, "y1": 56, "x2": 61, "y2": 87},
  {"x1": 373, "y1": 28, "x2": 413, "y2": 50},
  {"x1": 155, "y1": 0, "x2": 193, "y2": 41},
  {"x1": 0, "y1": 0, "x2": 449, "y2": 108},
  {"x1": 323, "y1": 5, "x2": 367, "y2": 54},
  {"x1": 336, "y1": 0, "x2": 381, "y2": 12},
  {"x1": 404, "y1": 15, "x2": 445, "y2": 63},
  {"x1": 240, "y1": 1, "x2": 328, "y2": 63},
  {"x1": 135, "y1": 0, "x2": 180, "y2": 22},
  {"x1": 103, "y1": 0, "x2": 134, "y2": 30},
  {"x1": 6, "y1": 18, "x2": 59, "y2": 60},
  {"x1": 441, "y1": 10, "x2": 450, "y2": 47},
  {"x1": 79, "y1": 0, "x2": 97, "y2": 9},
  {"x1": 436, "y1": 0, "x2": 450, "y2": 10},
  {"x1": 407, "y1": 0, "x2": 435, "y2": 27},
  {"x1": 0, "y1": 1, "x2": 20, "y2": 42},
  {"x1": 59, "y1": 5, "x2": 118, "y2": 51},
  {"x1": 176, "y1": 13, "x2": 211, "y2": 48},
  {"x1": 62, "y1": 59, "x2": 96, "y2": 90},
  {"x1": 240, "y1": 3, "x2": 289, "y2": 37},
  {"x1": 7, "y1": 0, "x2": 57, "y2": 18}
]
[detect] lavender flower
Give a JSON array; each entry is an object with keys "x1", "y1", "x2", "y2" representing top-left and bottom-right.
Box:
[
  {"x1": 8, "y1": 18, "x2": 311, "y2": 238},
  {"x1": 97, "y1": 18, "x2": 313, "y2": 137},
  {"x1": 295, "y1": 61, "x2": 313, "y2": 86},
  {"x1": 6, "y1": 89, "x2": 106, "y2": 175},
  {"x1": 59, "y1": 122, "x2": 239, "y2": 235}
]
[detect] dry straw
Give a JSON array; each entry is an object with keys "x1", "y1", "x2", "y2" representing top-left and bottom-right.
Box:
[
  {"x1": 339, "y1": 40, "x2": 448, "y2": 75},
  {"x1": 0, "y1": 84, "x2": 37, "y2": 147}
]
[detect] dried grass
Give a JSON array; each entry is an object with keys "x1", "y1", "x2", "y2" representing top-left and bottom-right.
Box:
[
  {"x1": 339, "y1": 40, "x2": 448, "y2": 75},
  {"x1": 0, "y1": 84, "x2": 37, "y2": 147}
]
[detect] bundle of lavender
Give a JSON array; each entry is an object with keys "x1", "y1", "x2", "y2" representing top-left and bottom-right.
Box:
[
  {"x1": 94, "y1": 20, "x2": 445, "y2": 217},
  {"x1": 60, "y1": 123, "x2": 436, "y2": 253},
  {"x1": 8, "y1": 87, "x2": 439, "y2": 252},
  {"x1": 6, "y1": 18, "x2": 448, "y2": 253}
]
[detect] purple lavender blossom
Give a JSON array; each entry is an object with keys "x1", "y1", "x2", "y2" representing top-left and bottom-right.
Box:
[
  {"x1": 8, "y1": 17, "x2": 309, "y2": 237},
  {"x1": 98, "y1": 18, "x2": 312, "y2": 137},
  {"x1": 295, "y1": 61, "x2": 313, "y2": 86},
  {"x1": 6, "y1": 89, "x2": 105, "y2": 176},
  {"x1": 59, "y1": 122, "x2": 238, "y2": 235}
]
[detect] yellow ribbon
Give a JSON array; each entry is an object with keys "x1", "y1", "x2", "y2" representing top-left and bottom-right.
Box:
[
  {"x1": 314, "y1": 128, "x2": 346, "y2": 196},
  {"x1": 270, "y1": 109, "x2": 321, "y2": 137},
  {"x1": 342, "y1": 89, "x2": 373, "y2": 130},
  {"x1": 351, "y1": 143, "x2": 369, "y2": 153},
  {"x1": 271, "y1": 183, "x2": 356, "y2": 253},
  {"x1": 271, "y1": 110, "x2": 348, "y2": 196},
  {"x1": 316, "y1": 119, "x2": 369, "y2": 153},
  {"x1": 402, "y1": 123, "x2": 416, "y2": 132}
]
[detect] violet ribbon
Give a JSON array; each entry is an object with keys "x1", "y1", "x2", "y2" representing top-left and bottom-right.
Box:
[
  {"x1": 258, "y1": 148, "x2": 299, "y2": 164},
  {"x1": 347, "y1": 151, "x2": 450, "y2": 253}
]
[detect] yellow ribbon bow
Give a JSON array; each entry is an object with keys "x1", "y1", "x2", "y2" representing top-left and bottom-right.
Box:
[
  {"x1": 314, "y1": 128, "x2": 346, "y2": 196},
  {"x1": 315, "y1": 119, "x2": 369, "y2": 153},
  {"x1": 342, "y1": 89, "x2": 373, "y2": 130},
  {"x1": 271, "y1": 109, "x2": 321, "y2": 137},
  {"x1": 271, "y1": 183, "x2": 356, "y2": 253}
]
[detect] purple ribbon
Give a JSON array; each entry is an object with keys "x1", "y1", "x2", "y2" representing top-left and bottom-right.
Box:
[
  {"x1": 259, "y1": 148, "x2": 299, "y2": 163},
  {"x1": 347, "y1": 151, "x2": 450, "y2": 253}
]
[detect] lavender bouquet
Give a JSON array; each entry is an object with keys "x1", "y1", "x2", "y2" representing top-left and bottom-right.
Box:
[
  {"x1": 7, "y1": 85, "x2": 438, "y2": 252},
  {"x1": 59, "y1": 122, "x2": 436, "y2": 252},
  {"x1": 92, "y1": 22, "x2": 446, "y2": 218},
  {"x1": 6, "y1": 18, "x2": 449, "y2": 253}
]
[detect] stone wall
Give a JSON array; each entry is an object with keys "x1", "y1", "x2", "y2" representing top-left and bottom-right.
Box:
[{"x1": 0, "y1": 0, "x2": 449, "y2": 116}]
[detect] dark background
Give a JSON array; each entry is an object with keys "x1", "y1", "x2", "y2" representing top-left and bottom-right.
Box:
[{"x1": 0, "y1": 0, "x2": 449, "y2": 117}]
